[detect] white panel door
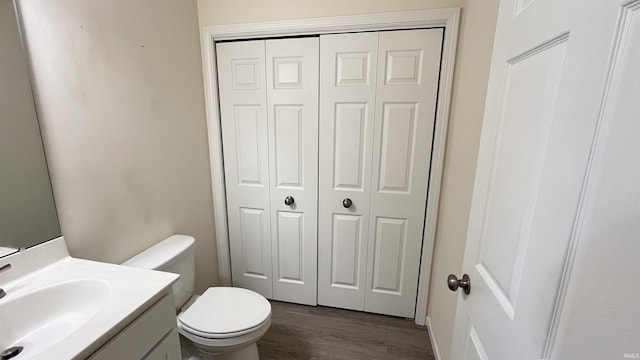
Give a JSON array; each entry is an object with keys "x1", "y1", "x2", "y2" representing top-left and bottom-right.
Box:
[
  {"x1": 364, "y1": 29, "x2": 443, "y2": 318},
  {"x1": 451, "y1": 0, "x2": 629, "y2": 358},
  {"x1": 318, "y1": 32, "x2": 379, "y2": 311},
  {"x1": 265, "y1": 38, "x2": 319, "y2": 305},
  {"x1": 216, "y1": 41, "x2": 272, "y2": 298}
]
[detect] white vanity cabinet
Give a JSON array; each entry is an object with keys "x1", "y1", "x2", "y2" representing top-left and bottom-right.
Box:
[{"x1": 88, "y1": 293, "x2": 180, "y2": 360}]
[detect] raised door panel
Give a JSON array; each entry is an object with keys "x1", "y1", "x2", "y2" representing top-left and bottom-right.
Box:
[
  {"x1": 371, "y1": 217, "x2": 407, "y2": 295},
  {"x1": 333, "y1": 103, "x2": 368, "y2": 190},
  {"x1": 216, "y1": 40, "x2": 273, "y2": 297},
  {"x1": 275, "y1": 211, "x2": 304, "y2": 282},
  {"x1": 238, "y1": 208, "x2": 270, "y2": 280},
  {"x1": 330, "y1": 214, "x2": 364, "y2": 289},
  {"x1": 266, "y1": 38, "x2": 319, "y2": 305},
  {"x1": 318, "y1": 32, "x2": 379, "y2": 310},
  {"x1": 273, "y1": 105, "x2": 303, "y2": 188},
  {"x1": 377, "y1": 102, "x2": 417, "y2": 193},
  {"x1": 476, "y1": 43, "x2": 566, "y2": 322},
  {"x1": 462, "y1": 325, "x2": 490, "y2": 360},
  {"x1": 233, "y1": 106, "x2": 264, "y2": 186},
  {"x1": 365, "y1": 29, "x2": 443, "y2": 317}
]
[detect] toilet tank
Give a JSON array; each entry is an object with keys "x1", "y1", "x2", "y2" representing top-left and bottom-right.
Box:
[{"x1": 122, "y1": 235, "x2": 195, "y2": 309}]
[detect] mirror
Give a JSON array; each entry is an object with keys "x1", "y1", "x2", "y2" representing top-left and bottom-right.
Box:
[{"x1": 0, "y1": 0, "x2": 61, "y2": 257}]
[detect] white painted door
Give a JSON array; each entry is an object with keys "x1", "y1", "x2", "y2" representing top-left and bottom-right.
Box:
[
  {"x1": 451, "y1": 0, "x2": 630, "y2": 358},
  {"x1": 318, "y1": 32, "x2": 379, "y2": 311},
  {"x1": 216, "y1": 40, "x2": 272, "y2": 298},
  {"x1": 266, "y1": 38, "x2": 319, "y2": 305},
  {"x1": 318, "y1": 29, "x2": 443, "y2": 317},
  {"x1": 364, "y1": 29, "x2": 442, "y2": 318}
]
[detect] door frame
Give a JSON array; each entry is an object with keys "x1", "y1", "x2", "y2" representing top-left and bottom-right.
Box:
[{"x1": 200, "y1": 8, "x2": 460, "y2": 325}]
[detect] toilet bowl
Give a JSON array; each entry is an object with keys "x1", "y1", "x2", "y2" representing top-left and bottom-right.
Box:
[
  {"x1": 177, "y1": 287, "x2": 271, "y2": 359},
  {"x1": 122, "y1": 235, "x2": 271, "y2": 359}
]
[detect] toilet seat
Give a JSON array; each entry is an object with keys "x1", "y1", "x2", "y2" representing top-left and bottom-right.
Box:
[
  {"x1": 177, "y1": 317, "x2": 271, "y2": 349},
  {"x1": 180, "y1": 316, "x2": 271, "y2": 339},
  {"x1": 177, "y1": 287, "x2": 271, "y2": 340}
]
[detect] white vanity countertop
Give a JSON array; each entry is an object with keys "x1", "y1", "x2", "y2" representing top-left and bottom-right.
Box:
[
  {"x1": 0, "y1": 247, "x2": 16, "y2": 257},
  {"x1": 0, "y1": 237, "x2": 179, "y2": 360}
]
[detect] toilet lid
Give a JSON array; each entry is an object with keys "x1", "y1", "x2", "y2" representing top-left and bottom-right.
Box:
[{"x1": 178, "y1": 287, "x2": 271, "y2": 336}]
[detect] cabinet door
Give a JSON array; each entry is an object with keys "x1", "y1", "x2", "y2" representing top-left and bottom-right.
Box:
[
  {"x1": 266, "y1": 38, "x2": 319, "y2": 305},
  {"x1": 365, "y1": 29, "x2": 443, "y2": 317},
  {"x1": 217, "y1": 40, "x2": 273, "y2": 298},
  {"x1": 143, "y1": 330, "x2": 181, "y2": 360},
  {"x1": 318, "y1": 32, "x2": 379, "y2": 311}
]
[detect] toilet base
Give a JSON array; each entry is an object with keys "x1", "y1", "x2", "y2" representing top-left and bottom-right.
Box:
[
  {"x1": 179, "y1": 335, "x2": 260, "y2": 360},
  {"x1": 209, "y1": 343, "x2": 258, "y2": 360}
]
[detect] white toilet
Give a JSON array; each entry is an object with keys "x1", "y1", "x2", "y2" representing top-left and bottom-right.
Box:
[{"x1": 122, "y1": 235, "x2": 271, "y2": 360}]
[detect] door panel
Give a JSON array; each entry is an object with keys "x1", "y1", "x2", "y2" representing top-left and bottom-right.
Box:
[
  {"x1": 239, "y1": 208, "x2": 269, "y2": 279},
  {"x1": 217, "y1": 40, "x2": 272, "y2": 297},
  {"x1": 266, "y1": 38, "x2": 319, "y2": 305},
  {"x1": 273, "y1": 105, "x2": 303, "y2": 188},
  {"x1": 477, "y1": 41, "x2": 566, "y2": 317},
  {"x1": 330, "y1": 214, "x2": 363, "y2": 289},
  {"x1": 371, "y1": 217, "x2": 407, "y2": 294},
  {"x1": 275, "y1": 211, "x2": 304, "y2": 282},
  {"x1": 333, "y1": 103, "x2": 368, "y2": 190},
  {"x1": 233, "y1": 106, "x2": 264, "y2": 185},
  {"x1": 464, "y1": 325, "x2": 489, "y2": 360},
  {"x1": 364, "y1": 29, "x2": 443, "y2": 317},
  {"x1": 377, "y1": 102, "x2": 417, "y2": 193},
  {"x1": 318, "y1": 32, "x2": 379, "y2": 310},
  {"x1": 384, "y1": 49, "x2": 423, "y2": 85},
  {"x1": 451, "y1": 0, "x2": 628, "y2": 358}
]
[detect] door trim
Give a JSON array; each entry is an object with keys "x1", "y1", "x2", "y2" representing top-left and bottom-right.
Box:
[{"x1": 200, "y1": 8, "x2": 460, "y2": 325}]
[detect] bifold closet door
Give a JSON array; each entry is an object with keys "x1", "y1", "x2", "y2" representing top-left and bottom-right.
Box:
[
  {"x1": 364, "y1": 29, "x2": 443, "y2": 317},
  {"x1": 266, "y1": 38, "x2": 319, "y2": 305},
  {"x1": 318, "y1": 32, "x2": 379, "y2": 310},
  {"x1": 217, "y1": 40, "x2": 273, "y2": 298},
  {"x1": 218, "y1": 38, "x2": 319, "y2": 305},
  {"x1": 318, "y1": 29, "x2": 443, "y2": 318}
]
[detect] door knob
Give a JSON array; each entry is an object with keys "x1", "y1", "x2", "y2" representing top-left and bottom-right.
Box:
[
  {"x1": 447, "y1": 274, "x2": 471, "y2": 295},
  {"x1": 342, "y1": 198, "x2": 353, "y2": 208},
  {"x1": 284, "y1": 196, "x2": 295, "y2": 206}
]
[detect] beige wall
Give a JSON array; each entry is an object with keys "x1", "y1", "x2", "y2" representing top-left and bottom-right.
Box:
[
  {"x1": 17, "y1": 0, "x2": 218, "y2": 292},
  {"x1": 197, "y1": 0, "x2": 498, "y2": 358},
  {"x1": 198, "y1": 0, "x2": 464, "y2": 25},
  {"x1": 0, "y1": 0, "x2": 60, "y2": 251},
  {"x1": 427, "y1": 1, "x2": 498, "y2": 359}
]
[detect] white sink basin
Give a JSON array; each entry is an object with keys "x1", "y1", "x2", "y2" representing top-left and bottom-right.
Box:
[
  {"x1": 0, "y1": 279, "x2": 111, "y2": 359},
  {"x1": 0, "y1": 238, "x2": 178, "y2": 359}
]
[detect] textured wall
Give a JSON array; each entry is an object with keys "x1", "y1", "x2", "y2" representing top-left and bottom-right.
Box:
[{"x1": 18, "y1": 0, "x2": 218, "y2": 292}]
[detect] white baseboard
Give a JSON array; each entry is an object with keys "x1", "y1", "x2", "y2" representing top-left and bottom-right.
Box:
[{"x1": 426, "y1": 316, "x2": 442, "y2": 360}]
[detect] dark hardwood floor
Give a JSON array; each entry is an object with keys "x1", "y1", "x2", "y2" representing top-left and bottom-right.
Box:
[{"x1": 257, "y1": 301, "x2": 435, "y2": 360}]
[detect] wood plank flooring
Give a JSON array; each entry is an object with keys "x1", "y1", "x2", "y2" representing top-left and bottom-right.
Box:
[{"x1": 257, "y1": 301, "x2": 435, "y2": 360}]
